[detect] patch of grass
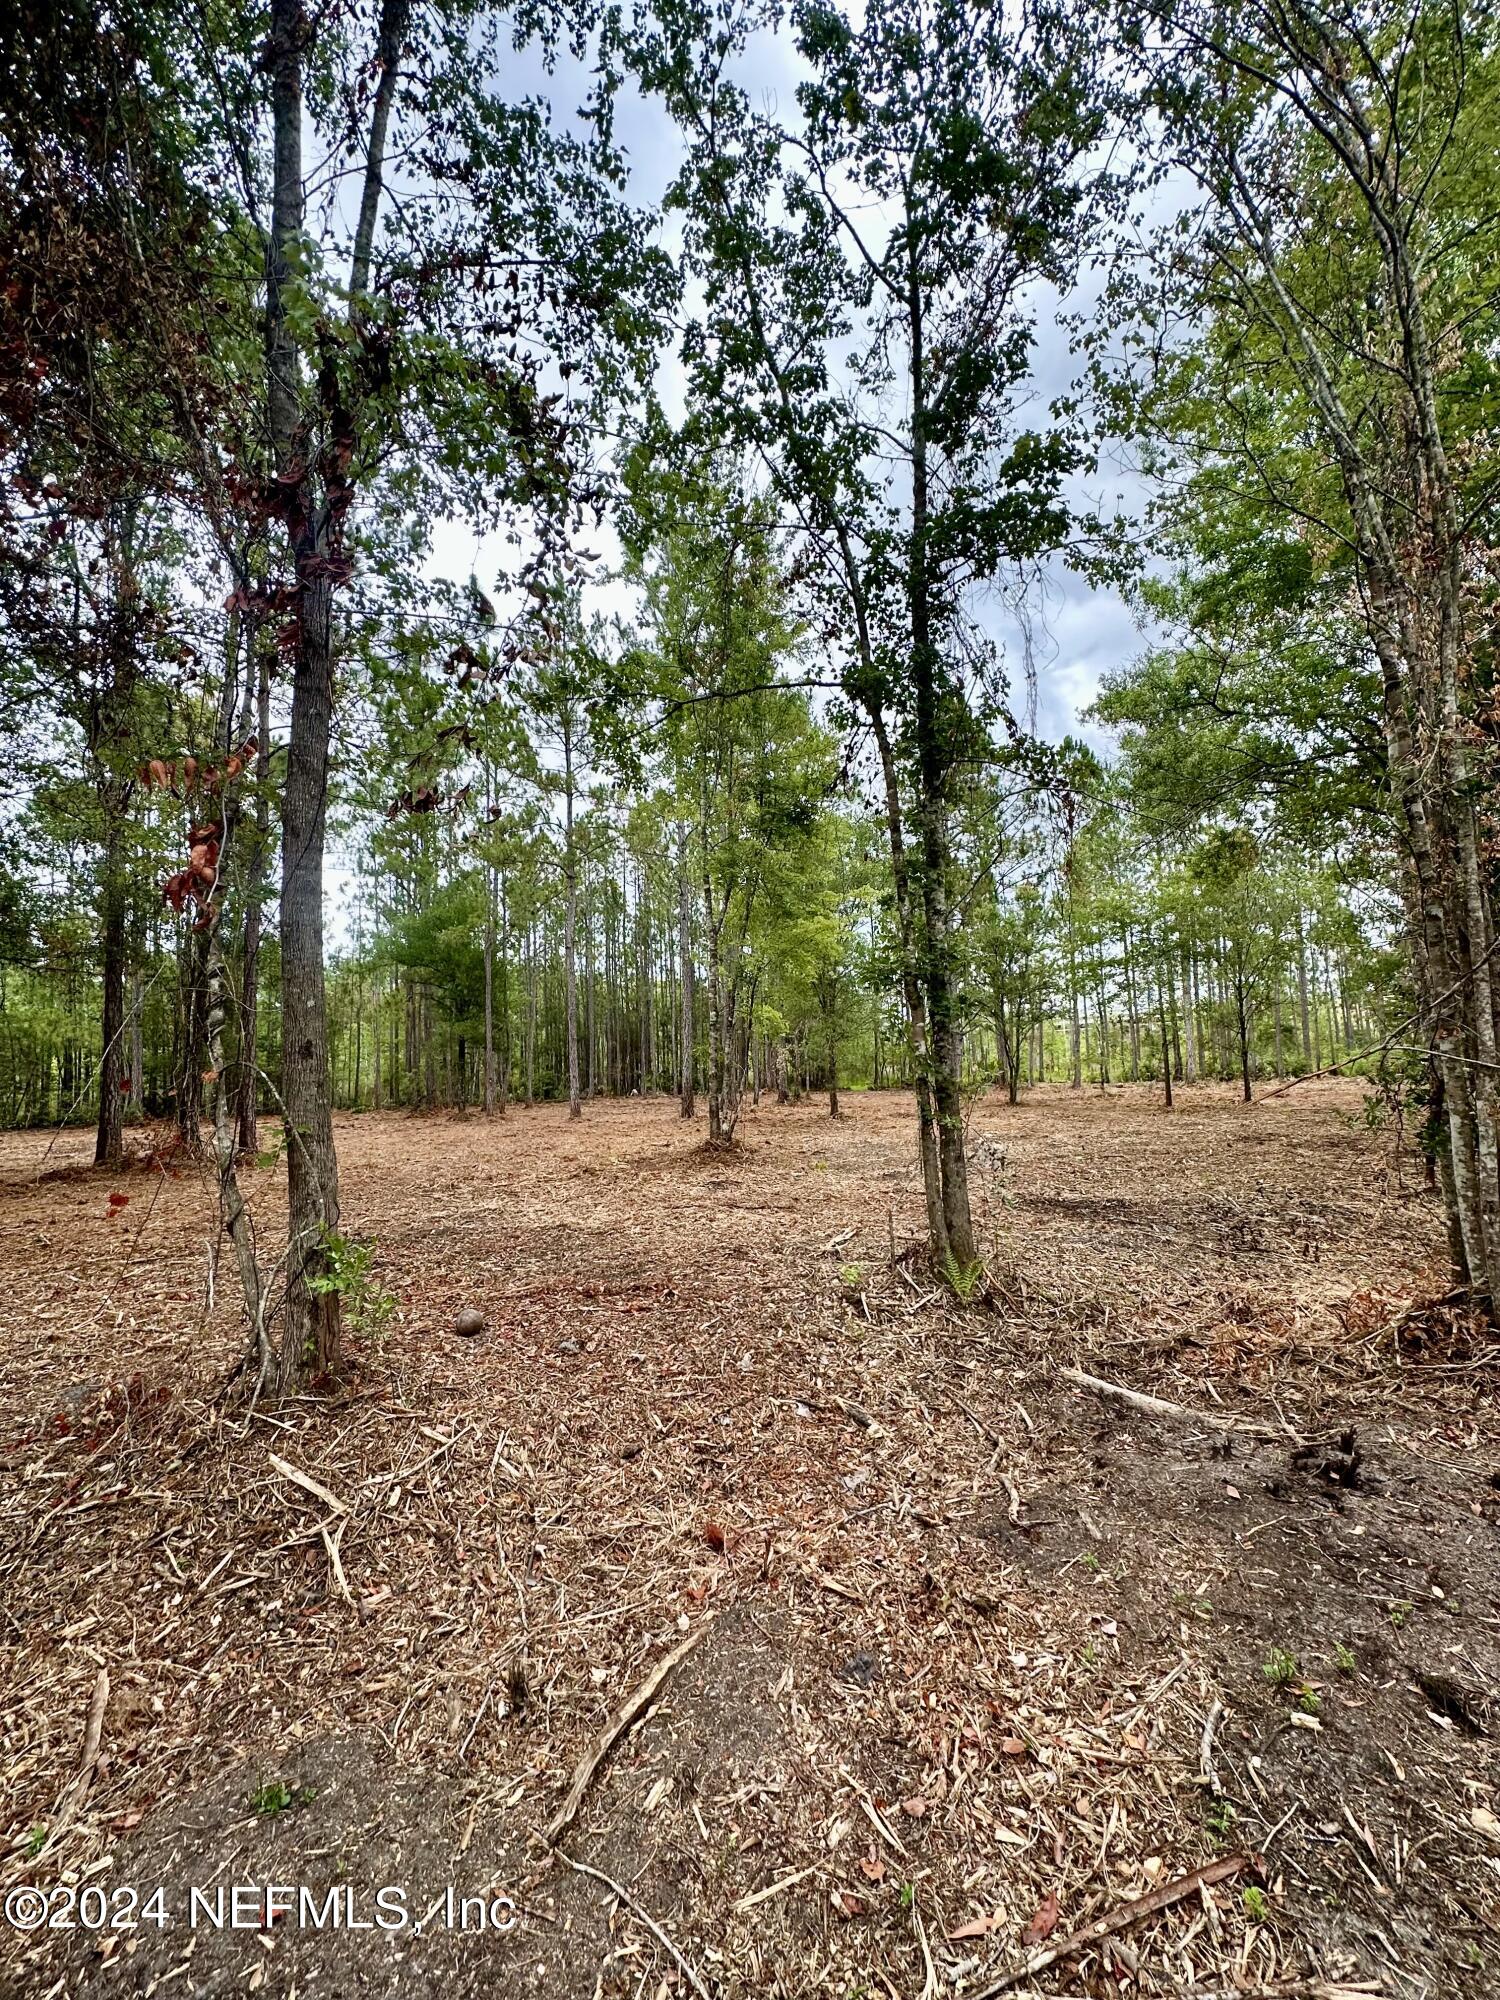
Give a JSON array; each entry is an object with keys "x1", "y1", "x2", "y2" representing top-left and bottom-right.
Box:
[
  {"x1": 22, "y1": 1825, "x2": 46, "y2": 1859},
  {"x1": 1205, "y1": 1796, "x2": 1237, "y2": 1839},
  {"x1": 838, "y1": 1261, "x2": 864, "y2": 1291},
  {"x1": 1243, "y1": 1886, "x2": 1269, "y2": 1922},
  {"x1": 1296, "y1": 1688, "x2": 1321, "y2": 1715},
  {"x1": 1389, "y1": 1599, "x2": 1413, "y2": 1630},
  {"x1": 1334, "y1": 1642, "x2": 1356, "y2": 1673},
  {"x1": 249, "y1": 1779, "x2": 315, "y2": 1817}
]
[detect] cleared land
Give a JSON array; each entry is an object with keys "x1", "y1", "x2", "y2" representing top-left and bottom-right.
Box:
[{"x1": 1, "y1": 1082, "x2": 1496, "y2": 1999}]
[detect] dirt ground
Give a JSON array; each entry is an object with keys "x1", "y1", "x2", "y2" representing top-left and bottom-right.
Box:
[{"x1": 1, "y1": 1081, "x2": 1497, "y2": 2000}]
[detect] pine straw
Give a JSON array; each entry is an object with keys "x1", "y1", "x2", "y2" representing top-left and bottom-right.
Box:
[{"x1": 0, "y1": 1082, "x2": 1495, "y2": 1998}]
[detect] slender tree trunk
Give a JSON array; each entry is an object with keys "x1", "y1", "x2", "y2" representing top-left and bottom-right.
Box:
[
  {"x1": 1157, "y1": 978, "x2": 1174, "y2": 1110},
  {"x1": 1295, "y1": 916, "x2": 1313, "y2": 1070},
  {"x1": 498, "y1": 876, "x2": 510, "y2": 1112},
  {"x1": 586, "y1": 887, "x2": 596, "y2": 1099},
  {"x1": 235, "y1": 642, "x2": 271, "y2": 1155},
  {"x1": 1236, "y1": 971, "x2": 1253, "y2": 1104},
  {"x1": 1122, "y1": 930, "x2": 1141, "y2": 1082},
  {"x1": 563, "y1": 719, "x2": 581, "y2": 1118},
  {"x1": 94, "y1": 825, "x2": 126, "y2": 1169},
  {"x1": 677, "y1": 823, "x2": 695, "y2": 1119},
  {"x1": 127, "y1": 967, "x2": 144, "y2": 1121},
  {"x1": 482, "y1": 777, "x2": 496, "y2": 1116},
  {"x1": 704, "y1": 879, "x2": 724, "y2": 1146}
]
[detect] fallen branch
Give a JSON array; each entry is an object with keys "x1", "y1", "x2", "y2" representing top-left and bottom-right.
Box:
[
  {"x1": 1061, "y1": 1367, "x2": 1285, "y2": 1439},
  {"x1": 41, "y1": 1668, "x2": 110, "y2": 1856},
  {"x1": 966, "y1": 1851, "x2": 1255, "y2": 1996},
  {"x1": 552, "y1": 1849, "x2": 710, "y2": 2000},
  {"x1": 545, "y1": 1616, "x2": 715, "y2": 1846},
  {"x1": 268, "y1": 1451, "x2": 349, "y2": 1515}
]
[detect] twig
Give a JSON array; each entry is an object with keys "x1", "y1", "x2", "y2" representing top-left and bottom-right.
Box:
[
  {"x1": 545, "y1": 1616, "x2": 715, "y2": 1845},
  {"x1": 1060, "y1": 1366, "x2": 1288, "y2": 1439},
  {"x1": 1199, "y1": 1699, "x2": 1224, "y2": 1795},
  {"x1": 913, "y1": 1895, "x2": 939, "y2": 2000},
  {"x1": 42, "y1": 1668, "x2": 110, "y2": 1855},
  {"x1": 320, "y1": 1519, "x2": 355, "y2": 1611},
  {"x1": 552, "y1": 1849, "x2": 710, "y2": 2000},
  {"x1": 733, "y1": 1863, "x2": 821, "y2": 1912},
  {"x1": 965, "y1": 1852, "x2": 1255, "y2": 1996},
  {"x1": 268, "y1": 1450, "x2": 349, "y2": 1515},
  {"x1": 839, "y1": 1767, "x2": 910, "y2": 1858},
  {"x1": 1000, "y1": 1472, "x2": 1023, "y2": 1526}
]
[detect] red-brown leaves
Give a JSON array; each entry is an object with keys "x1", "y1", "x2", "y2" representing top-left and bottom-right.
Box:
[
  {"x1": 1022, "y1": 1889, "x2": 1060, "y2": 1945},
  {"x1": 162, "y1": 823, "x2": 221, "y2": 928},
  {"x1": 138, "y1": 736, "x2": 258, "y2": 799}
]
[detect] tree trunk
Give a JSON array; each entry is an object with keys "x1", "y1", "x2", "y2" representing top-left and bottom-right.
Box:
[
  {"x1": 1236, "y1": 972, "x2": 1253, "y2": 1104},
  {"x1": 235, "y1": 641, "x2": 271, "y2": 1155},
  {"x1": 94, "y1": 828, "x2": 126, "y2": 1169},
  {"x1": 563, "y1": 719, "x2": 580, "y2": 1119},
  {"x1": 267, "y1": 0, "x2": 339, "y2": 1383},
  {"x1": 677, "y1": 823, "x2": 695, "y2": 1119},
  {"x1": 1295, "y1": 916, "x2": 1312, "y2": 1070},
  {"x1": 1157, "y1": 980, "x2": 1174, "y2": 1110},
  {"x1": 127, "y1": 967, "x2": 144, "y2": 1121}
]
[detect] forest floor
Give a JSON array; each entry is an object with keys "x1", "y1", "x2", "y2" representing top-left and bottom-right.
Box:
[{"x1": 1, "y1": 1081, "x2": 1498, "y2": 2000}]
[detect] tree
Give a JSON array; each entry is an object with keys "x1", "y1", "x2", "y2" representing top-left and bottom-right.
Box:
[
  {"x1": 637, "y1": 480, "x2": 818, "y2": 1145},
  {"x1": 0, "y1": 0, "x2": 230, "y2": 1168},
  {"x1": 1129, "y1": 0, "x2": 1500, "y2": 1303},
  {"x1": 631, "y1": 0, "x2": 1128, "y2": 1282}
]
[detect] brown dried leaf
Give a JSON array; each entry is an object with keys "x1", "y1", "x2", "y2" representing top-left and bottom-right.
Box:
[{"x1": 1022, "y1": 1890, "x2": 1060, "y2": 1946}]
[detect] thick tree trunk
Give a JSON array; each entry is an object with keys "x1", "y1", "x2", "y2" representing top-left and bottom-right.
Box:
[
  {"x1": 866, "y1": 709, "x2": 948, "y2": 1262},
  {"x1": 906, "y1": 249, "x2": 976, "y2": 1277},
  {"x1": 267, "y1": 0, "x2": 340, "y2": 1381},
  {"x1": 277, "y1": 568, "x2": 341, "y2": 1380}
]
